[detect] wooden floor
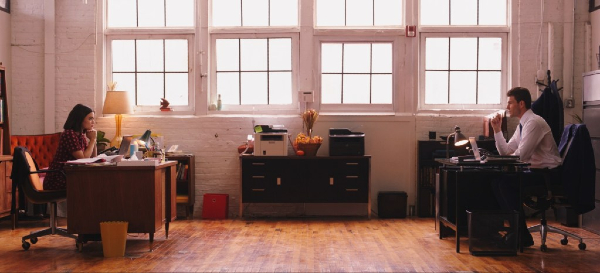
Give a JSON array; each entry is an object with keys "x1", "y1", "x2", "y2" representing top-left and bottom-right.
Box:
[{"x1": 0, "y1": 216, "x2": 599, "y2": 272}]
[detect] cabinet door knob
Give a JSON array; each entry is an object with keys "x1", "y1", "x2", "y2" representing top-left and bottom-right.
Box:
[
  {"x1": 346, "y1": 189, "x2": 359, "y2": 192},
  {"x1": 252, "y1": 176, "x2": 265, "y2": 179},
  {"x1": 277, "y1": 177, "x2": 281, "y2": 186},
  {"x1": 346, "y1": 175, "x2": 359, "y2": 179},
  {"x1": 252, "y1": 189, "x2": 265, "y2": 192},
  {"x1": 346, "y1": 162, "x2": 359, "y2": 165},
  {"x1": 330, "y1": 177, "x2": 334, "y2": 185},
  {"x1": 252, "y1": 162, "x2": 265, "y2": 166}
]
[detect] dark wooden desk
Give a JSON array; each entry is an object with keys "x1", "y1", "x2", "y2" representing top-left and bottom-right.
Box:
[
  {"x1": 435, "y1": 159, "x2": 528, "y2": 253},
  {"x1": 66, "y1": 161, "x2": 177, "y2": 245}
]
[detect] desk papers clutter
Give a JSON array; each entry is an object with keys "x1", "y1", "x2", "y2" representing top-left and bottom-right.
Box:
[{"x1": 66, "y1": 154, "x2": 123, "y2": 165}]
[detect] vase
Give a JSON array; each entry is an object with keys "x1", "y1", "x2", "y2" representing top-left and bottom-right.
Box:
[{"x1": 297, "y1": 143, "x2": 321, "y2": 156}]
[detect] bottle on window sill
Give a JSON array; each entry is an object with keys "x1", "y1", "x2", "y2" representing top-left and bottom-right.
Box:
[{"x1": 217, "y1": 94, "x2": 222, "y2": 111}]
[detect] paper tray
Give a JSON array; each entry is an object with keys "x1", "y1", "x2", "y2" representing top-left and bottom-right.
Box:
[{"x1": 117, "y1": 160, "x2": 159, "y2": 166}]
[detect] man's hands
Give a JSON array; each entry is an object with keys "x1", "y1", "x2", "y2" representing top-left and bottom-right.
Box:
[{"x1": 490, "y1": 113, "x2": 502, "y2": 133}]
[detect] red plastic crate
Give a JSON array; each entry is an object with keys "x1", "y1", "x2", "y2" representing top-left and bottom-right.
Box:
[{"x1": 202, "y1": 194, "x2": 229, "y2": 219}]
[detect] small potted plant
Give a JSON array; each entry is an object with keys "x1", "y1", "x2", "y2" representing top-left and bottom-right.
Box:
[
  {"x1": 293, "y1": 109, "x2": 323, "y2": 156},
  {"x1": 96, "y1": 130, "x2": 111, "y2": 151}
]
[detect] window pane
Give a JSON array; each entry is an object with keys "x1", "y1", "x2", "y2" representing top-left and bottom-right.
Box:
[
  {"x1": 344, "y1": 44, "x2": 371, "y2": 73},
  {"x1": 426, "y1": 38, "x2": 449, "y2": 70},
  {"x1": 372, "y1": 74, "x2": 392, "y2": 104},
  {"x1": 166, "y1": 0, "x2": 194, "y2": 27},
  {"x1": 425, "y1": 71, "x2": 448, "y2": 104},
  {"x1": 112, "y1": 40, "x2": 135, "y2": 72},
  {"x1": 242, "y1": 0, "x2": 269, "y2": 26},
  {"x1": 216, "y1": 39, "x2": 240, "y2": 71},
  {"x1": 450, "y1": 0, "x2": 476, "y2": 25},
  {"x1": 478, "y1": 72, "x2": 501, "y2": 104},
  {"x1": 321, "y1": 44, "x2": 342, "y2": 73},
  {"x1": 480, "y1": 0, "x2": 507, "y2": 25},
  {"x1": 165, "y1": 73, "x2": 188, "y2": 105},
  {"x1": 449, "y1": 71, "x2": 476, "y2": 104},
  {"x1": 316, "y1": 0, "x2": 345, "y2": 27},
  {"x1": 241, "y1": 72, "x2": 267, "y2": 104},
  {"x1": 347, "y1": 0, "x2": 373, "y2": 26},
  {"x1": 269, "y1": 39, "x2": 291, "y2": 71},
  {"x1": 322, "y1": 74, "x2": 342, "y2": 104},
  {"x1": 111, "y1": 73, "x2": 136, "y2": 104},
  {"x1": 240, "y1": 39, "x2": 267, "y2": 71},
  {"x1": 165, "y1": 40, "x2": 188, "y2": 72},
  {"x1": 343, "y1": 74, "x2": 370, "y2": 103},
  {"x1": 137, "y1": 40, "x2": 164, "y2": 72},
  {"x1": 372, "y1": 43, "x2": 392, "y2": 73},
  {"x1": 138, "y1": 0, "x2": 165, "y2": 27},
  {"x1": 217, "y1": 72, "x2": 240, "y2": 104},
  {"x1": 478, "y1": 38, "x2": 502, "y2": 70},
  {"x1": 212, "y1": 0, "x2": 241, "y2": 26},
  {"x1": 107, "y1": 0, "x2": 136, "y2": 28},
  {"x1": 420, "y1": 0, "x2": 449, "y2": 25},
  {"x1": 269, "y1": 72, "x2": 292, "y2": 104},
  {"x1": 374, "y1": 0, "x2": 402, "y2": 26},
  {"x1": 137, "y1": 73, "x2": 164, "y2": 105},
  {"x1": 270, "y1": 0, "x2": 298, "y2": 26},
  {"x1": 450, "y1": 38, "x2": 477, "y2": 70}
]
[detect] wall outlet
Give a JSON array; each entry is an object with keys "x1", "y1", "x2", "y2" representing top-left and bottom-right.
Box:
[
  {"x1": 565, "y1": 98, "x2": 574, "y2": 108},
  {"x1": 299, "y1": 90, "x2": 314, "y2": 102}
]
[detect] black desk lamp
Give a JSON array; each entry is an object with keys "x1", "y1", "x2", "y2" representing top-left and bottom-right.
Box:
[
  {"x1": 138, "y1": 129, "x2": 152, "y2": 150},
  {"x1": 446, "y1": 126, "x2": 468, "y2": 158}
]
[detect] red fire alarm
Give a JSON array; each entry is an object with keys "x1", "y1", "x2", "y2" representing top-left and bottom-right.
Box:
[{"x1": 405, "y1": 25, "x2": 416, "y2": 37}]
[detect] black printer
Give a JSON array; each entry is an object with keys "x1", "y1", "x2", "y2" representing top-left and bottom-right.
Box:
[{"x1": 329, "y1": 128, "x2": 365, "y2": 156}]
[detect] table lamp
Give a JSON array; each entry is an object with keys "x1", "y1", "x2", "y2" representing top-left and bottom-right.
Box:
[
  {"x1": 103, "y1": 91, "x2": 133, "y2": 147},
  {"x1": 446, "y1": 125, "x2": 468, "y2": 158},
  {"x1": 138, "y1": 129, "x2": 152, "y2": 150}
]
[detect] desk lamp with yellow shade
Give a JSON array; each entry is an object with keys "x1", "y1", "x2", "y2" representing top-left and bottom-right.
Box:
[
  {"x1": 446, "y1": 125, "x2": 468, "y2": 158},
  {"x1": 103, "y1": 90, "x2": 133, "y2": 147}
]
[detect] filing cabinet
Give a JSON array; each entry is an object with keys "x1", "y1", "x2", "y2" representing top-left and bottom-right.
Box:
[{"x1": 240, "y1": 156, "x2": 370, "y2": 215}]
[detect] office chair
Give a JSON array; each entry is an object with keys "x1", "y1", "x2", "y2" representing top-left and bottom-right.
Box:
[
  {"x1": 526, "y1": 124, "x2": 595, "y2": 252},
  {"x1": 10, "y1": 146, "x2": 77, "y2": 250}
]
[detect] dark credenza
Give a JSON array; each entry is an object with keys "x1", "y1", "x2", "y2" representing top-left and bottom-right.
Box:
[{"x1": 240, "y1": 155, "x2": 371, "y2": 217}]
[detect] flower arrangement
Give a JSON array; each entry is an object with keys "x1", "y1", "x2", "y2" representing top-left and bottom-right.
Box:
[{"x1": 293, "y1": 109, "x2": 323, "y2": 156}]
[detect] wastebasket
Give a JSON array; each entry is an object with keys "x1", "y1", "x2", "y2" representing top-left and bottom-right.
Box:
[{"x1": 100, "y1": 221, "x2": 128, "y2": 257}]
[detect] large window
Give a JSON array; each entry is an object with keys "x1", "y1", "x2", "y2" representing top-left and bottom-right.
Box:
[
  {"x1": 105, "y1": 0, "x2": 195, "y2": 113},
  {"x1": 419, "y1": 0, "x2": 508, "y2": 110}
]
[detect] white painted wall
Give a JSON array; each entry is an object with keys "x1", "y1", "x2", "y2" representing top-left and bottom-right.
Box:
[{"x1": 6, "y1": 0, "x2": 593, "y2": 218}]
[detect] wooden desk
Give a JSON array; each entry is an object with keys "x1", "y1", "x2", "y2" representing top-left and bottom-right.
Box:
[
  {"x1": 66, "y1": 161, "x2": 177, "y2": 244},
  {"x1": 435, "y1": 159, "x2": 528, "y2": 253}
]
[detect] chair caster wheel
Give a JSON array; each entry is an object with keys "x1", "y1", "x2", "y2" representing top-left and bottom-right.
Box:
[
  {"x1": 560, "y1": 238, "x2": 568, "y2": 245},
  {"x1": 578, "y1": 243, "x2": 586, "y2": 250},
  {"x1": 22, "y1": 241, "x2": 30, "y2": 250},
  {"x1": 540, "y1": 245, "x2": 548, "y2": 252},
  {"x1": 30, "y1": 237, "x2": 38, "y2": 244}
]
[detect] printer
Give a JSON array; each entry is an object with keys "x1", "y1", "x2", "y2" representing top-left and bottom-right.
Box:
[
  {"x1": 254, "y1": 125, "x2": 288, "y2": 156},
  {"x1": 329, "y1": 128, "x2": 365, "y2": 156}
]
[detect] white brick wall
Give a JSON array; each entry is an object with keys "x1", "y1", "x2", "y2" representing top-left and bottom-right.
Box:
[{"x1": 7, "y1": 0, "x2": 592, "y2": 218}]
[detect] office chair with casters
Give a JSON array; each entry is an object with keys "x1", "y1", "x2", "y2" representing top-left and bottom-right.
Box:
[
  {"x1": 526, "y1": 124, "x2": 595, "y2": 252},
  {"x1": 10, "y1": 146, "x2": 77, "y2": 250}
]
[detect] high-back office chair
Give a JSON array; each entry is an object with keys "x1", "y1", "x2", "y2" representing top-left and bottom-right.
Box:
[
  {"x1": 527, "y1": 124, "x2": 596, "y2": 252},
  {"x1": 10, "y1": 146, "x2": 77, "y2": 250}
]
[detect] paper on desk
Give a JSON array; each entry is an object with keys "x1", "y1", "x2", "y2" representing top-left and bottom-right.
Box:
[{"x1": 66, "y1": 154, "x2": 123, "y2": 165}]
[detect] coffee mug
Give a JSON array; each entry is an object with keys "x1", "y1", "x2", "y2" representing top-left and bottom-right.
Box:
[{"x1": 135, "y1": 151, "x2": 143, "y2": 159}]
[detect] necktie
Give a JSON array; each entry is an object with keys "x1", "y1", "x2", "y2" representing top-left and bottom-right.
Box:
[{"x1": 519, "y1": 123, "x2": 523, "y2": 140}]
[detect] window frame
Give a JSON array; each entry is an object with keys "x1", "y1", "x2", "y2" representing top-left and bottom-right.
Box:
[
  {"x1": 418, "y1": 25, "x2": 509, "y2": 111},
  {"x1": 209, "y1": 31, "x2": 300, "y2": 114},
  {"x1": 314, "y1": 35, "x2": 401, "y2": 113}
]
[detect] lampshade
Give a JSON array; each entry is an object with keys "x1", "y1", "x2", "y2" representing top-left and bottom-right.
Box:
[
  {"x1": 103, "y1": 91, "x2": 133, "y2": 114},
  {"x1": 453, "y1": 126, "x2": 468, "y2": 146},
  {"x1": 138, "y1": 130, "x2": 152, "y2": 149}
]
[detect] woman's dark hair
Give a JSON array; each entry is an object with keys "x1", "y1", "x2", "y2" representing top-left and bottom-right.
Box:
[
  {"x1": 506, "y1": 87, "x2": 532, "y2": 109},
  {"x1": 63, "y1": 104, "x2": 94, "y2": 132}
]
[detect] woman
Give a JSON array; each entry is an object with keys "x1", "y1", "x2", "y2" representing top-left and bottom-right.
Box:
[{"x1": 43, "y1": 104, "x2": 97, "y2": 190}]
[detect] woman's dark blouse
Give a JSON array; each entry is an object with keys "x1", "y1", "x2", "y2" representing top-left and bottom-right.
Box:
[{"x1": 43, "y1": 129, "x2": 88, "y2": 190}]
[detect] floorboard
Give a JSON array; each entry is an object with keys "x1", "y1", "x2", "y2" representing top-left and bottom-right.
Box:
[{"x1": 0, "y1": 216, "x2": 599, "y2": 272}]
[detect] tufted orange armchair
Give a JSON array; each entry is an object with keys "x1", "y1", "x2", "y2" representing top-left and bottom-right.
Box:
[{"x1": 10, "y1": 133, "x2": 61, "y2": 169}]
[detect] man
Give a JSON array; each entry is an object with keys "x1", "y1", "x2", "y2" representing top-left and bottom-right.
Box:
[{"x1": 491, "y1": 87, "x2": 562, "y2": 247}]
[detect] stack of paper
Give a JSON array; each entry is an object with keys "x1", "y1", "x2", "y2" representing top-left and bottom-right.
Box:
[{"x1": 66, "y1": 154, "x2": 123, "y2": 165}]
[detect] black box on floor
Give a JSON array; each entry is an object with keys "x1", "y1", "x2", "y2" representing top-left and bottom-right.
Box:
[
  {"x1": 467, "y1": 210, "x2": 519, "y2": 256},
  {"x1": 378, "y1": 191, "x2": 407, "y2": 218}
]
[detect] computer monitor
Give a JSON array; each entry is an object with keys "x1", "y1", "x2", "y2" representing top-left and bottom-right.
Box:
[{"x1": 118, "y1": 135, "x2": 133, "y2": 156}]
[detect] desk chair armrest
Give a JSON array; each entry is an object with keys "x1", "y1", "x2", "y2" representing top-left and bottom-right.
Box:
[{"x1": 31, "y1": 169, "x2": 66, "y2": 179}]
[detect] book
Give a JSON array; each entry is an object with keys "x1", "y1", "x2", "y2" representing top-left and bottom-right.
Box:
[{"x1": 66, "y1": 154, "x2": 123, "y2": 165}]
